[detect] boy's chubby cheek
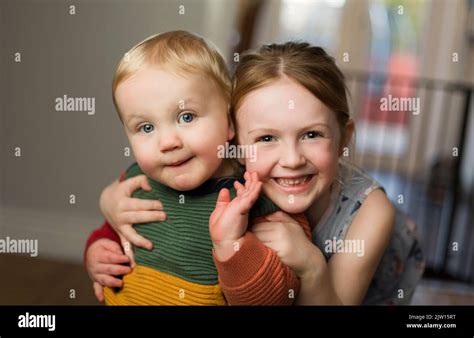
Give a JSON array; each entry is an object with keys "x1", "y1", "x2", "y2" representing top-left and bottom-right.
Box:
[
  {"x1": 136, "y1": 160, "x2": 155, "y2": 178},
  {"x1": 129, "y1": 147, "x2": 157, "y2": 176}
]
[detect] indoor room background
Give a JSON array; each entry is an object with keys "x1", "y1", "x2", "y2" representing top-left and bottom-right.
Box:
[{"x1": 1, "y1": 0, "x2": 473, "y2": 304}]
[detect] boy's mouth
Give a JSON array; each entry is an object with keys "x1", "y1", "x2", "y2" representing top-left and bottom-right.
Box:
[
  {"x1": 271, "y1": 175, "x2": 315, "y2": 192},
  {"x1": 166, "y1": 157, "x2": 193, "y2": 167}
]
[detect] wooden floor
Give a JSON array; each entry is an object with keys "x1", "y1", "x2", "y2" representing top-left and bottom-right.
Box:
[
  {"x1": 0, "y1": 254, "x2": 473, "y2": 305},
  {"x1": 0, "y1": 254, "x2": 100, "y2": 305},
  {"x1": 411, "y1": 278, "x2": 474, "y2": 305}
]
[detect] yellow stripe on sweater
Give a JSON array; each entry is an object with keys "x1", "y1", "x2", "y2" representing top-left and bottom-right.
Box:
[{"x1": 104, "y1": 264, "x2": 226, "y2": 305}]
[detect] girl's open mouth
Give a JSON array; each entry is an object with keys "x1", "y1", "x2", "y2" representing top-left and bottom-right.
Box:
[{"x1": 272, "y1": 174, "x2": 315, "y2": 193}]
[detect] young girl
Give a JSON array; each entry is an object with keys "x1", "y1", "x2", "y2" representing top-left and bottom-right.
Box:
[{"x1": 89, "y1": 41, "x2": 424, "y2": 305}]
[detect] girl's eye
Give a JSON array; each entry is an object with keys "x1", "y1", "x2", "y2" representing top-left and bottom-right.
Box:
[
  {"x1": 178, "y1": 112, "x2": 195, "y2": 124},
  {"x1": 303, "y1": 131, "x2": 323, "y2": 139},
  {"x1": 139, "y1": 124, "x2": 154, "y2": 133},
  {"x1": 256, "y1": 135, "x2": 275, "y2": 143}
]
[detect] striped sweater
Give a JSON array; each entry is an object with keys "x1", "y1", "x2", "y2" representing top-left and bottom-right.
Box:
[{"x1": 90, "y1": 163, "x2": 312, "y2": 305}]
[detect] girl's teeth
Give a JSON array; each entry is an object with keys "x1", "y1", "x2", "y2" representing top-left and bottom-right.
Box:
[{"x1": 276, "y1": 176, "x2": 311, "y2": 187}]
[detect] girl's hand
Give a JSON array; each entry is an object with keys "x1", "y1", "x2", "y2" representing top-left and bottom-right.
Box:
[
  {"x1": 209, "y1": 171, "x2": 262, "y2": 261},
  {"x1": 85, "y1": 239, "x2": 131, "y2": 302},
  {"x1": 251, "y1": 211, "x2": 325, "y2": 278},
  {"x1": 99, "y1": 175, "x2": 167, "y2": 253}
]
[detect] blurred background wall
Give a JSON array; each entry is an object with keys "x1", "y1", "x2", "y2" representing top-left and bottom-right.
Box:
[{"x1": 1, "y1": 0, "x2": 473, "y2": 288}]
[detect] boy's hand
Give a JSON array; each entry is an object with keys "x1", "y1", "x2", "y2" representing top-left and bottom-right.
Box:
[
  {"x1": 209, "y1": 171, "x2": 262, "y2": 261},
  {"x1": 99, "y1": 175, "x2": 167, "y2": 254},
  {"x1": 85, "y1": 238, "x2": 132, "y2": 302}
]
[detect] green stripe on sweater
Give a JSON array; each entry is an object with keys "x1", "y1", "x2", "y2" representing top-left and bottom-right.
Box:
[{"x1": 125, "y1": 163, "x2": 279, "y2": 285}]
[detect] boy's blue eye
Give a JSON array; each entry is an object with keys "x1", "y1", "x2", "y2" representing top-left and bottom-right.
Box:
[
  {"x1": 140, "y1": 124, "x2": 154, "y2": 133},
  {"x1": 257, "y1": 135, "x2": 275, "y2": 143},
  {"x1": 178, "y1": 112, "x2": 194, "y2": 124}
]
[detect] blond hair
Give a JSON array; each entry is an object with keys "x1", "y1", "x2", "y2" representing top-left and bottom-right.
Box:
[
  {"x1": 232, "y1": 42, "x2": 350, "y2": 144},
  {"x1": 112, "y1": 31, "x2": 231, "y2": 118}
]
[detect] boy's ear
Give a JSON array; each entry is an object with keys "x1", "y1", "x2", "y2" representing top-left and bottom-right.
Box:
[{"x1": 339, "y1": 119, "x2": 354, "y2": 156}]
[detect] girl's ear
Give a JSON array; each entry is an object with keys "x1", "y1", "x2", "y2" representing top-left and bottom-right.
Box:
[{"x1": 339, "y1": 119, "x2": 355, "y2": 156}]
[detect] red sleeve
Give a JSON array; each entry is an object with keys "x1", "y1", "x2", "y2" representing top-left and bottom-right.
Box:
[
  {"x1": 84, "y1": 171, "x2": 128, "y2": 262},
  {"x1": 84, "y1": 221, "x2": 121, "y2": 262},
  {"x1": 85, "y1": 221, "x2": 120, "y2": 249},
  {"x1": 213, "y1": 213, "x2": 312, "y2": 305}
]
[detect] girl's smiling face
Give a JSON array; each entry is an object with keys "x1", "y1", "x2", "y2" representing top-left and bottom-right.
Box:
[{"x1": 236, "y1": 76, "x2": 343, "y2": 214}]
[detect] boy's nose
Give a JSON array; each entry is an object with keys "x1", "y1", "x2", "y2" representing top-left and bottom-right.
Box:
[{"x1": 159, "y1": 130, "x2": 183, "y2": 152}]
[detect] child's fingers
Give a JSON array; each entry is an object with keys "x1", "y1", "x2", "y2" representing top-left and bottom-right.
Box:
[
  {"x1": 247, "y1": 181, "x2": 262, "y2": 204},
  {"x1": 244, "y1": 171, "x2": 252, "y2": 189},
  {"x1": 251, "y1": 227, "x2": 276, "y2": 243},
  {"x1": 252, "y1": 172, "x2": 260, "y2": 184},
  {"x1": 125, "y1": 198, "x2": 164, "y2": 212},
  {"x1": 243, "y1": 171, "x2": 259, "y2": 195},
  {"x1": 124, "y1": 175, "x2": 152, "y2": 194},
  {"x1": 251, "y1": 221, "x2": 277, "y2": 232},
  {"x1": 96, "y1": 274, "x2": 123, "y2": 288},
  {"x1": 236, "y1": 186, "x2": 258, "y2": 215},
  {"x1": 253, "y1": 232, "x2": 279, "y2": 253},
  {"x1": 93, "y1": 282, "x2": 104, "y2": 303},
  {"x1": 215, "y1": 188, "x2": 231, "y2": 207},
  {"x1": 120, "y1": 226, "x2": 153, "y2": 250},
  {"x1": 101, "y1": 251, "x2": 130, "y2": 265},
  {"x1": 119, "y1": 234, "x2": 136, "y2": 268},
  {"x1": 242, "y1": 176, "x2": 261, "y2": 202},
  {"x1": 210, "y1": 189, "x2": 230, "y2": 226},
  {"x1": 122, "y1": 210, "x2": 167, "y2": 224},
  {"x1": 245, "y1": 172, "x2": 258, "y2": 193},
  {"x1": 100, "y1": 239, "x2": 127, "y2": 255},
  {"x1": 126, "y1": 250, "x2": 136, "y2": 269},
  {"x1": 98, "y1": 263, "x2": 131, "y2": 276},
  {"x1": 234, "y1": 181, "x2": 245, "y2": 196}
]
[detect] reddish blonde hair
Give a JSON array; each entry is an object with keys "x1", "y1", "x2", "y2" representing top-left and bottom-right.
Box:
[{"x1": 232, "y1": 42, "x2": 350, "y2": 142}]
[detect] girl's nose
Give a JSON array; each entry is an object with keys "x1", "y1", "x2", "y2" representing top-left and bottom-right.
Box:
[{"x1": 278, "y1": 144, "x2": 306, "y2": 169}]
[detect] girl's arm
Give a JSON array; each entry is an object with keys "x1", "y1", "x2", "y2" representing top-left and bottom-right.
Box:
[
  {"x1": 253, "y1": 189, "x2": 395, "y2": 305},
  {"x1": 213, "y1": 214, "x2": 312, "y2": 305},
  {"x1": 85, "y1": 220, "x2": 121, "y2": 251},
  {"x1": 210, "y1": 173, "x2": 311, "y2": 305},
  {"x1": 318, "y1": 188, "x2": 395, "y2": 305}
]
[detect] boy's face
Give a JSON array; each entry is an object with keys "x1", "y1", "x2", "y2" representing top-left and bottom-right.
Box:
[
  {"x1": 115, "y1": 66, "x2": 233, "y2": 191},
  {"x1": 236, "y1": 77, "x2": 341, "y2": 214}
]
